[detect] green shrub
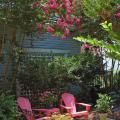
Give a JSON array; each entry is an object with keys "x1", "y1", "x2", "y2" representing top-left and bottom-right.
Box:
[
  {"x1": 18, "y1": 58, "x2": 51, "y2": 90},
  {"x1": 0, "y1": 91, "x2": 17, "y2": 120},
  {"x1": 18, "y1": 52, "x2": 103, "y2": 95},
  {"x1": 95, "y1": 94, "x2": 113, "y2": 113},
  {"x1": 49, "y1": 52, "x2": 103, "y2": 86}
]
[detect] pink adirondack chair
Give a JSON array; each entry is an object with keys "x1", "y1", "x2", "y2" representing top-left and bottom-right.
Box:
[
  {"x1": 17, "y1": 97, "x2": 49, "y2": 120},
  {"x1": 60, "y1": 93, "x2": 91, "y2": 119}
]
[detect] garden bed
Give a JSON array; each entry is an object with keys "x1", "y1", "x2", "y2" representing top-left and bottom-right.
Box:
[{"x1": 88, "y1": 110, "x2": 120, "y2": 120}]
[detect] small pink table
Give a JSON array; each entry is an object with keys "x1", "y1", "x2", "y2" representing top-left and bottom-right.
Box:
[{"x1": 38, "y1": 108, "x2": 59, "y2": 117}]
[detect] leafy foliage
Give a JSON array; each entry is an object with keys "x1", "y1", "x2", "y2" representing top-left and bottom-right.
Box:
[
  {"x1": 32, "y1": 0, "x2": 82, "y2": 38},
  {"x1": 82, "y1": 0, "x2": 115, "y2": 19},
  {"x1": 0, "y1": 91, "x2": 17, "y2": 120},
  {"x1": 109, "y1": 90, "x2": 120, "y2": 105},
  {"x1": 18, "y1": 53, "x2": 103, "y2": 92},
  {"x1": 48, "y1": 52, "x2": 103, "y2": 88},
  {"x1": 0, "y1": 0, "x2": 37, "y2": 32},
  {"x1": 112, "y1": 0, "x2": 120, "y2": 4},
  {"x1": 18, "y1": 58, "x2": 51, "y2": 90},
  {"x1": 74, "y1": 21, "x2": 120, "y2": 60},
  {"x1": 95, "y1": 94, "x2": 113, "y2": 113}
]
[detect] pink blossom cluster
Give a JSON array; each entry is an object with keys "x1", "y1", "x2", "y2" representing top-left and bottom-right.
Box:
[
  {"x1": 115, "y1": 5, "x2": 120, "y2": 18},
  {"x1": 82, "y1": 43, "x2": 90, "y2": 50},
  {"x1": 31, "y1": 1, "x2": 40, "y2": 9},
  {"x1": 32, "y1": 0, "x2": 81, "y2": 38},
  {"x1": 115, "y1": 12, "x2": 120, "y2": 17},
  {"x1": 48, "y1": 0, "x2": 59, "y2": 9},
  {"x1": 39, "y1": 90, "x2": 58, "y2": 106},
  {"x1": 81, "y1": 43, "x2": 101, "y2": 56},
  {"x1": 63, "y1": 0, "x2": 73, "y2": 14}
]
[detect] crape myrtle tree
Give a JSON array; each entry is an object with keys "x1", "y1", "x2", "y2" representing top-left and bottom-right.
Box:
[
  {"x1": 1, "y1": 0, "x2": 120, "y2": 42},
  {"x1": 0, "y1": 0, "x2": 81, "y2": 63},
  {"x1": 0, "y1": 0, "x2": 82, "y2": 37},
  {"x1": 32, "y1": 0, "x2": 82, "y2": 38}
]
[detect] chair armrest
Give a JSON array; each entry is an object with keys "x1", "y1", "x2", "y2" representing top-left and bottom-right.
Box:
[
  {"x1": 76, "y1": 103, "x2": 91, "y2": 106},
  {"x1": 60, "y1": 105, "x2": 72, "y2": 110},
  {"x1": 76, "y1": 103, "x2": 91, "y2": 111},
  {"x1": 40, "y1": 117, "x2": 51, "y2": 120}
]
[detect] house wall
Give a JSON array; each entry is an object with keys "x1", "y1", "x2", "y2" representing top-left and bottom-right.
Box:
[{"x1": 22, "y1": 33, "x2": 80, "y2": 56}]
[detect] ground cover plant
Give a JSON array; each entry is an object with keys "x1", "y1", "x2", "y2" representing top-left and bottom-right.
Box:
[
  {"x1": 0, "y1": 91, "x2": 17, "y2": 120},
  {"x1": 51, "y1": 113, "x2": 73, "y2": 120}
]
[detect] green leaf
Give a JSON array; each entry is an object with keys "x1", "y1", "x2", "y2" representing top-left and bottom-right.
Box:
[{"x1": 37, "y1": 14, "x2": 43, "y2": 21}]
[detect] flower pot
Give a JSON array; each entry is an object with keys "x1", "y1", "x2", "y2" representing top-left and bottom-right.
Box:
[
  {"x1": 88, "y1": 111, "x2": 100, "y2": 120},
  {"x1": 99, "y1": 113, "x2": 107, "y2": 120},
  {"x1": 107, "y1": 111, "x2": 115, "y2": 120}
]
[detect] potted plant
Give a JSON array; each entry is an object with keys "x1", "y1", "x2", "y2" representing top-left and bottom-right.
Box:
[{"x1": 95, "y1": 94, "x2": 113, "y2": 120}]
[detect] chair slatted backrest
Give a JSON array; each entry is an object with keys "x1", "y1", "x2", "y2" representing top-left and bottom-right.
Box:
[
  {"x1": 61, "y1": 93, "x2": 76, "y2": 113},
  {"x1": 17, "y1": 97, "x2": 34, "y2": 120}
]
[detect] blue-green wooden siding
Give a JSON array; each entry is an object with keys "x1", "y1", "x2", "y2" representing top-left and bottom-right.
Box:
[{"x1": 22, "y1": 33, "x2": 80, "y2": 54}]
